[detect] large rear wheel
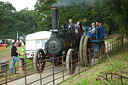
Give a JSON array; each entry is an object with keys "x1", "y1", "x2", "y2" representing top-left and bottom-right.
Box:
[
  {"x1": 83, "y1": 36, "x2": 92, "y2": 66},
  {"x1": 33, "y1": 49, "x2": 46, "y2": 72},
  {"x1": 79, "y1": 36, "x2": 85, "y2": 66}
]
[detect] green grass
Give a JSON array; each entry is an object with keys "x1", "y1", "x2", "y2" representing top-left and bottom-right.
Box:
[
  {"x1": 73, "y1": 42, "x2": 128, "y2": 85},
  {"x1": 75, "y1": 78, "x2": 88, "y2": 85},
  {"x1": 104, "y1": 39, "x2": 115, "y2": 42},
  {"x1": 74, "y1": 57, "x2": 128, "y2": 85}
]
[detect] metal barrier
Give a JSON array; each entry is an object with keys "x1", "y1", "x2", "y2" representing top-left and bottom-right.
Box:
[{"x1": 0, "y1": 40, "x2": 122, "y2": 85}]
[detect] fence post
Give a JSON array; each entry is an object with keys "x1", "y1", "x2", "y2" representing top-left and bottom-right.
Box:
[
  {"x1": 52, "y1": 56, "x2": 55, "y2": 85},
  {"x1": 84, "y1": 49, "x2": 86, "y2": 72},
  {"x1": 101, "y1": 47, "x2": 103, "y2": 60},
  {"x1": 5, "y1": 69, "x2": 7, "y2": 85},
  {"x1": 71, "y1": 53, "x2": 73, "y2": 76},
  {"x1": 78, "y1": 52, "x2": 80, "y2": 75},
  {"x1": 62, "y1": 55, "x2": 64, "y2": 82},
  {"x1": 115, "y1": 40, "x2": 116, "y2": 49},
  {"x1": 112, "y1": 41, "x2": 113, "y2": 50},
  {"x1": 89, "y1": 49, "x2": 91, "y2": 69},
  {"x1": 94, "y1": 48, "x2": 96, "y2": 65},
  {"x1": 114, "y1": 40, "x2": 115, "y2": 49},
  {"x1": 107, "y1": 43, "x2": 108, "y2": 54},
  {"x1": 110, "y1": 42, "x2": 112, "y2": 51},
  {"x1": 39, "y1": 69, "x2": 42, "y2": 85},
  {"x1": 24, "y1": 56, "x2": 27, "y2": 85},
  {"x1": 117, "y1": 40, "x2": 118, "y2": 48},
  {"x1": 98, "y1": 47, "x2": 100, "y2": 63},
  {"x1": 117, "y1": 40, "x2": 119, "y2": 48}
]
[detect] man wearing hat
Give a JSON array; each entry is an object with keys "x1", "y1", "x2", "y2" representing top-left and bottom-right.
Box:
[
  {"x1": 86, "y1": 23, "x2": 96, "y2": 36},
  {"x1": 89, "y1": 23, "x2": 96, "y2": 34}
]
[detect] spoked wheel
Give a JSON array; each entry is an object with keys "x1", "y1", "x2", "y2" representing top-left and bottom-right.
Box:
[
  {"x1": 83, "y1": 36, "x2": 92, "y2": 66},
  {"x1": 33, "y1": 49, "x2": 46, "y2": 72},
  {"x1": 66, "y1": 49, "x2": 77, "y2": 74},
  {"x1": 54, "y1": 58, "x2": 62, "y2": 66},
  {"x1": 79, "y1": 36, "x2": 85, "y2": 66}
]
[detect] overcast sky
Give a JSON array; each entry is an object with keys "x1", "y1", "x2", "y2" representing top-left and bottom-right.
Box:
[{"x1": 0, "y1": 0, "x2": 37, "y2": 11}]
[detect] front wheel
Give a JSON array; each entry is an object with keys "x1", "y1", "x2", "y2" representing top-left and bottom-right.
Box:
[
  {"x1": 33, "y1": 49, "x2": 46, "y2": 72},
  {"x1": 66, "y1": 49, "x2": 77, "y2": 74}
]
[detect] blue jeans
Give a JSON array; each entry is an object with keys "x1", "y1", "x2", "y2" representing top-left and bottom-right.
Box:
[
  {"x1": 10, "y1": 56, "x2": 19, "y2": 73},
  {"x1": 85, "y1": 32, "x2": 94, "y2": 36}
]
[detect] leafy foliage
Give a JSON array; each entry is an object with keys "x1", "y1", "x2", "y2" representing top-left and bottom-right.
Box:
[
  {"x1": 0, "y1": 1, "x2": 36, "y2": 39},
  {"x1": 1, "y1": 0, "x2": 128, "y2": 41},
  {"x1": 33, "y1": 0, "x2": 128, "y2": 37},
  {"x1": 32, "y1": 0, "x2": 57, "y2": 31}
]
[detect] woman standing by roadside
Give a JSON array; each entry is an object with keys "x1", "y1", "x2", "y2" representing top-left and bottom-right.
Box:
[
  {"x1": 10, "y1": 40, "x2": 23, "y2": 73},
  {"x1": 18, "y1": 43, "x2": 25, "y2": 70}
]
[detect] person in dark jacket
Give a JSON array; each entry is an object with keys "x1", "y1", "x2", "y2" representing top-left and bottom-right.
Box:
[{"x1": 10, "y1": 40, "x2": 24, "y2": 73}]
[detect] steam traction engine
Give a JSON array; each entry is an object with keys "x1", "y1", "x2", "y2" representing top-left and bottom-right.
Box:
[{"x1": 33, "y1": 6, "x2": 92, "y2": 74}]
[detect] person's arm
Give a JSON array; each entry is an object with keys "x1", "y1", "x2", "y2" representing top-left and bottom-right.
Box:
[
  {"x1": 91, "y1": 28, "x2": 96, "y2": 34},
  {"x1": 16, "y1": 50, "x2": 23, "y2": 55},
  {"x1": 89, "y1": 28, "x2": 92, "y2": 32},
  {"x1": 73, "y1": 23, "x2": 76, "y2": 28},
  {"x1": 82, "y1": 26, "x2": 85, "y2": 30},
  {"x1": 68, "y1": 24, "x2": 70, "y2": 29}
]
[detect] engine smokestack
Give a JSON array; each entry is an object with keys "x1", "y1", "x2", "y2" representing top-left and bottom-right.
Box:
[
  {"x1": 51, "y1": 7, "x2": 58, "y2": 30},
  {"x1": 51, "y1": 6, "x2": 58, "y2": 37}
]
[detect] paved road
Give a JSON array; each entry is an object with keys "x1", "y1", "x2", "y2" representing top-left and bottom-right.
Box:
[
  {"x1": 7, "y1": 62, "x2": 98, "y2": 85},
  {"x1": 7, "y1": 42, "x2": 111, "y2": 85}
]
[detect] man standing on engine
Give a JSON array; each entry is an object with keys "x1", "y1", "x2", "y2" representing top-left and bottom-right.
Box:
[
  {"x1": 67, "y1": 19, "x2": 75, "y2": 43},
  {"x1": 76, "y1": 21, "x2": 84, "y2": 35},
  {"x1": 68, "y1": 19, "x2": 75, "y2": 29}
]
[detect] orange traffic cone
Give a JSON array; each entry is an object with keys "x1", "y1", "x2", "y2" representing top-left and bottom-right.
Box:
[{"x1": 18, "y1": 59, "x2": 23, "y2": 72}]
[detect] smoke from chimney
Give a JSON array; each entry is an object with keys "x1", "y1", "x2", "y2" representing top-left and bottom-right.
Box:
[{"x1": 55, "y1": 0, "x2": 109, "y2": 8}]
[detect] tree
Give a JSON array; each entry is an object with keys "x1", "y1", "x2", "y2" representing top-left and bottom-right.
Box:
[
  {"x1": 15, "y1": 9, "x2": 37, "y2": 37},
  {"x1": 0, "y1": 1, "x2": 16, "y2": 39},
  {"x1": 0, "y1": 1, "x2": 37, "y2": 39},
  {"x1": 33, "y1": 0, "x2": 57, "y2": 31},
  {"x1": 103, "y1": 0, "x2": 128, "y2": 45},
  {"x1": 32, "y1": 0, "x2": 128, "y2": 45}
]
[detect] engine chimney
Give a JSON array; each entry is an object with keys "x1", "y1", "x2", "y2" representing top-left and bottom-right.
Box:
[{"x1": 51, "y1": 7, "x2": 58, "y2": 37}]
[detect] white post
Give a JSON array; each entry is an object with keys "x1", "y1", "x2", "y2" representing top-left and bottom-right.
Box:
[{"x1": 17, "y1": 31, "x2": 18, "y2": 40}]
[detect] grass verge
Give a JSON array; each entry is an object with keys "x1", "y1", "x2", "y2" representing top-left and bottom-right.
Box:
[{"x1": 60, "y1": 41, "x2": 128, "y2": 85}]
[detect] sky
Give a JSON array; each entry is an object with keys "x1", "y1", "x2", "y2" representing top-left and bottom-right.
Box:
[{"x1": 0, "y1": 0, "x2": 37, "y2": 11}]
